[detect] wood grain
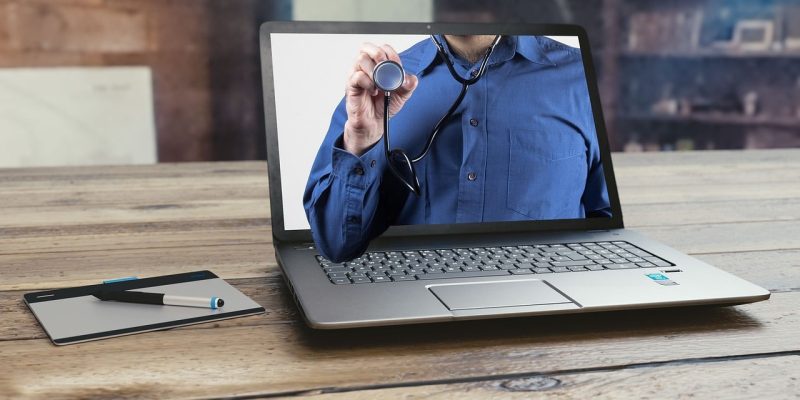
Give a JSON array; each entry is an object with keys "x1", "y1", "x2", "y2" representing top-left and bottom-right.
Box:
[
  {"x1": 308, "y1": 354, "x2": 800, "y2": 399},
  {"x1": 1, "y1": 150, "x2": 798, "y2": 399},
  {"x1": 1, "y1": 291, "x2": 797, "y2": 398}
]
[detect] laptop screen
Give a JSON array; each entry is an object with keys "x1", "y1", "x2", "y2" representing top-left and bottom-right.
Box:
[{"x1": 269, "y1": 32, "x2": 611, "y2": 257}]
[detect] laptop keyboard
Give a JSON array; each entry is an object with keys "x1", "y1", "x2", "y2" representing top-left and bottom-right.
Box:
[{"x1": 316, "y1": 241, "x2": 674, "y2": 285}]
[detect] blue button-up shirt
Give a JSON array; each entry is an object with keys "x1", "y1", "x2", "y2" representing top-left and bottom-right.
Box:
[{"x1": 304, "y1": 35, "x2": 611, "y2": 262}]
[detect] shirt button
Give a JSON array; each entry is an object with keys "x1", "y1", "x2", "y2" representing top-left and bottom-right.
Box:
[
  {"x1": 370, "y1": 159, "x2": 376, "y2": 168},
  {"x1": 353, "y1": 166, "x2": 364, "y2": 175},
  {"x1": 469, "y1": 118, "x2": 479, "y2": 127},
  {"x1": 347, "y1": 216, "x2": 360, "y2": 223},
  {"x1": 470, "y1": 69, "x2": 478, "y2": 77},
  {"x1": 467, "y1": 172, "x2": 477, "y2": 181}
]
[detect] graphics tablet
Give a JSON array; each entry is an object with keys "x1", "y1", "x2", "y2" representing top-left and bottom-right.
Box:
[{"x1": 24, "y1": 270, "x2": 264, "y2": 345}]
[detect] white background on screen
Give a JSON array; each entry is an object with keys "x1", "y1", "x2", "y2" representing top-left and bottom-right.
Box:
[{"x1": 270, "y1": 34, "x2": 579, "y2": 231}]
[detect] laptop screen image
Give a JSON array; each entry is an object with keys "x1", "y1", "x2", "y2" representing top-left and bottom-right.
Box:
[{"x1": 269, "y1": 33, "x2": 611, "y2": 261}]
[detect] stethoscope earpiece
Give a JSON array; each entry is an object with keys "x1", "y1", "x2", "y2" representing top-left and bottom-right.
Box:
[{"x1": 373, "y1": 60, "x2": 405, "y2": 92}]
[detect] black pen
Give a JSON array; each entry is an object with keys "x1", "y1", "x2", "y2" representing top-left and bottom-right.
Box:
[{"x1": 93, "y1": 290, "x2": 224, "y2": 309}]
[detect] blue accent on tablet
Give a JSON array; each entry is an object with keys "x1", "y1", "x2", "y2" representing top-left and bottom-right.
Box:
[{"x1": 102, "y1": 277, "x2": 139, "y2": 284}]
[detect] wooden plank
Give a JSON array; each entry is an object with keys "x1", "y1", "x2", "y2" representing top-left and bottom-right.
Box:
[
  {"x1": 0, "y1": 218, "x2": 270, "y2": 256},
  {"x1": 637, "y1": 220, "x2": 800, "y2": 254},
  {"x1": 0, "y1": 247, "x2": 795, "y2": 345},
  {"x1": 1, "y1": 188, "x2": 797, "y2": 230},
  {"x1": 623, "y1": 198, "x2": 800, "y2": 227},
  {"x1": 0, "y1": 200, "x2": 269, "y2": 228},
  {"x1": 2, "y1": 247, "x2": 798, "y2": 340},
  {"x1": 0, "y1": 291, "x2": 796, "y2": 399},
  {"x1": 698, "y1": 250, "x2": 800, "y2": 293},
  {"x1": 0, "y1": 218, "x2": 798, "y2": 289},
  {"x1": 611, "y1": 149, "x2": 800, "y2": 168},
  {"x1": 307, "y1": 354, "x2": 800, "y2": 399},
  {"x1": 0, "y1": 164, "x2": 267, "y2": 210},
  {"x1": 0, "y1": 242, "x2": 277, "y2": 291},
  {"x1": 618, "y1": 181, "x2": 800, "y2": 204},
  {"x1": 0, "y1": 162, "x2": 264, "y2": 181}
]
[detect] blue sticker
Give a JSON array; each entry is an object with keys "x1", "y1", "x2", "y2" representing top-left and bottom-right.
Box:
[{"x1": 646, "y1": 273, "x2": 679, "y2": 286}]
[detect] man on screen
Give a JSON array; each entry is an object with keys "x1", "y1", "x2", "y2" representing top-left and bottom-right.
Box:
[{"x1": 304, "y1": 35, "x2": 611, "y2": 262}]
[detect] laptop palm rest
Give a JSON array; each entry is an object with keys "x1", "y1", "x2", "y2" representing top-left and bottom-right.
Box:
[{"x1": 428, "y1": 279, "x2": 577, "y2": 311}]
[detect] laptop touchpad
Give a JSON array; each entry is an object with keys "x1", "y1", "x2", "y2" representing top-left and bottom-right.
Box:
[{"x1": 428, "y1": 279, "x2": 574, "y2": 311}]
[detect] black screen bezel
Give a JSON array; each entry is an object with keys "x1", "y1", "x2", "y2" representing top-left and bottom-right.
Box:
[{"x1": 259, "y1": 21, "x2": 625, "y2": 243}]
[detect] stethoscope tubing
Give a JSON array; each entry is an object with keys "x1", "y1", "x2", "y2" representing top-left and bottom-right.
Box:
[{"x1": 381, "y1": 34, "x2": 502, "y2": 196}]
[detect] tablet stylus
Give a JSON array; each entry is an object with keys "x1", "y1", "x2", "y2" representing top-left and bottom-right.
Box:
[{"x1": 93, "y1": 290, "x2": 225, "y2": 309}]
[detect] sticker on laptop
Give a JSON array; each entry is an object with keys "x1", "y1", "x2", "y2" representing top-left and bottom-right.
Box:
[{"x1": 646, "y1": 273, "x2": 679, "y2": 286}]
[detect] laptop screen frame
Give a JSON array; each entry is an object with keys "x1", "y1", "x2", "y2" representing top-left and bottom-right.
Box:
[{"x1": 259, "y1": 21, "x2": 624, "y2": 243}]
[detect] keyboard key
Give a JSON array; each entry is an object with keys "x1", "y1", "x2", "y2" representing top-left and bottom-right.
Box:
[
  {"x1": 371, "y1": 276, "x2": 391, "y2": 283},
  {"x1": 323, "y1": 267, "x2": 351, "y2": 273},
  {"x1": 645, "y1": 257, "x2": 672, "y2": 267},
  {"x1": 331, "y1": 277, "x2": 350, "y2": 285},
  {"x1": 532, "y1": 267, "x2": 552, "y2": 274},
  {"x1": 550, "y1": 260, "x2": 596, "y2": 267},
  {"x1": 567, "y1": 266, "x2": 588, "y2": 272},
  {"x1": 550, "y1": 266, "x2": 570, "y2": 273},
  {"x1": 327, "y1": 272, "x2": 349, "y2": 279},
  {"x1": 415, "y1": 270, "x2": 510, "y2": 280},
  {"x1": 351, "y1": 276, "x2": 371, "y2": 284},
  {"x1": 629, "y1": 249, "x2": 654, "y2": 257},
  {"x1": 607, "y1": 263, "x2": 637, "y2": 270},
  {"x1": 636, "y1": 262, "x2": 656, "y2": 268},
  {"x1": 511, "y1": 269, "x2": 534, "y2": 274},
  {"x1": 586, "y1": 264, "x2": 606, "y2": 271},
  {"x1": 392, "y1": 275, "x2": 416, "y2": 281}
]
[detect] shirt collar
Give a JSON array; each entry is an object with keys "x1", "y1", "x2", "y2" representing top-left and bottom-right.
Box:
[{"x1": 412, "y1": 35, "x2": 555, "y2": 76}]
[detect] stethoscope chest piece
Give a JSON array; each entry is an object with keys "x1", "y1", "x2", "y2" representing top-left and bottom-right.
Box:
[{"x1": 373, "y1": 60, "x2": 404, "y2": 92}]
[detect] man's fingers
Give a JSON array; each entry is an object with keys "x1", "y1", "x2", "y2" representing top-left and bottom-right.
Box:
[
  {"x1": 359, "y1": 43, "x2": 389, "y2": 65},
  {"x1": 380, "y1": 44, "x2": 402, "y2": 64},
  {"x1": 394, "y1": 73, "x2": 418, "y2": 97},
  {"x1": 346, "y1": 70, "x2": 375, "y2": 95},
  {"x1": 355, "y1": 52, "x2": 376, "y2": 79}
]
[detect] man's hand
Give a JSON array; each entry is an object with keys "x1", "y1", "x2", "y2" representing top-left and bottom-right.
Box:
[{"x1": 343, "y1": 43, "x2": 418, "y2": 156}]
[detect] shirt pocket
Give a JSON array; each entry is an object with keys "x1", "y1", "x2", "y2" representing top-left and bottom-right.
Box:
[{"x1": 507, "y1": 127, "x2": 588, "y2": 219}]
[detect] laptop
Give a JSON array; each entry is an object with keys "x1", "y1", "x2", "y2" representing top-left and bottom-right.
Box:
[{"x1": 258, "y1": 21, "x2": 769, "y2": 328}]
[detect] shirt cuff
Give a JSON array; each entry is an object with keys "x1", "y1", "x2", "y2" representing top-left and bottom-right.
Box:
[{"x1": 331, "y1": 133, "x2": 387, "y2": 189}]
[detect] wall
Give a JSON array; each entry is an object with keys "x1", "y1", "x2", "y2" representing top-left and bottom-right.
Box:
[
  {"x1": 293, "y1": 0, "x2": 433, "y2": 21},
  {"x1": 0, "y1": 0, "x2": 211, "y2": 162}
]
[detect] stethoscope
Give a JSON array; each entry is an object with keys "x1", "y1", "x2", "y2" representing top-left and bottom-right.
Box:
[{"x1": 372, "y1": 34, "x2": 502, "y2": 196}]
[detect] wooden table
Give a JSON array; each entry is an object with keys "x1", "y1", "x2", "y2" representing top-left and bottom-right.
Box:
[{"x1": 1, "y1": 150, "x2": 799, "y2": 399}]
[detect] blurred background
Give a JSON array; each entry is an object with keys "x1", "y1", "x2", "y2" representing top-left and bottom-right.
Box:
[{"x1": 1, "y1": 0, "x2": 799, "y2": 167}]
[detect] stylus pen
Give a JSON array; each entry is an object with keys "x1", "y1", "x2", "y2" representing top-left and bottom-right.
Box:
[{"x1": 93, "y1": 290, "x2": 224, "y2": 309}]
